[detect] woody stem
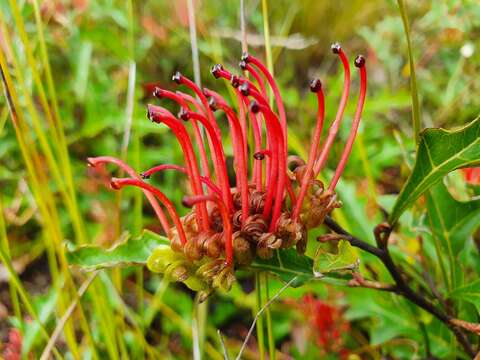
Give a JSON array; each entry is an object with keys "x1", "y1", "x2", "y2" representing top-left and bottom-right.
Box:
[{"x1": 323, "y1": 216, "x2": 475, "y2": 356}]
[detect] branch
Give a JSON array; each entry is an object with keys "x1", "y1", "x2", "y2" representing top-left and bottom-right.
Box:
[
  {"x1": 324, "y1": 216, "x2": 475, "y2": 357},
  {"x1": 324, "y1": 216, "x2": 384, "y2": 257},
  {"x1": 348, "y1": 272, "x2": 398, "y2": 292}
]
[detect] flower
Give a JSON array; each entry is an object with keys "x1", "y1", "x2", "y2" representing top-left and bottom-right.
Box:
[
  {"x1": 287, "y1": 294, "x2": 350, "y2": 357},
  {"x1": 462, "y1": 167, "x2": 480, "y2": 185},
  {"x1": 87, "y1": 43, "x2": 367, "y2": 296},
  {"x1": 3, "y1": 328, "x2": 22, "y2": 360}
]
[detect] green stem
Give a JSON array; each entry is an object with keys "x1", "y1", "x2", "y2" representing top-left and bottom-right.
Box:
[
  {"x1": 254, "y1": 273, "x2": 265, "y2": 360},
  {"x1": 262, "y1": 273, "x2": 275, "y2": 360},
  {"x1": 0, "y1": 198, "x2": 21, "y2": 321},
  {"x1": 397, "y1": 0, "x2": 421, "y2": 144}
]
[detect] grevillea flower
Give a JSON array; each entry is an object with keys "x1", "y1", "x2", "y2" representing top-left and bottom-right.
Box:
[
  {"x1": 287, "y1": 294, "x2": 350, "y2": 357},
  {"x1": 3, "y1": 328, "x2": 22, "y2": 360},
  {"x1": 87, "y1": 43, "x2": 367, "y2": 297},
  {"x1": 462, "y1": 167, "x2": 480, "y2": 185}
]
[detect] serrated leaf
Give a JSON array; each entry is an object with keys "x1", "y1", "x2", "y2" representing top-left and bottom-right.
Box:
[
  {"x1": 313, "y1": 240, "x2": 358, "y2": 275},
  {"x1": 390, "y1": 117, "x2": 480, "y2": 224},
  {"x1": 249, "y1": 249, "x2": 315, "y2": 287},
  {"x1": 426, "y1": 182, "x2": 480, "y2": 256},
  {"x1": 66, "y1": 230, "x2": 169, "y2": 270}
]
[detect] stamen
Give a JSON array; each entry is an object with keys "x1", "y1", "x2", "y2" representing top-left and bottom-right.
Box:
[
  {"x1": 240, "y1": 82, "x2": 278, "y2": 189},
  {"x1": 210, "y1": 64, "x2": 263, "y2": 96},
  {"x1": 172, "y1": 71, "x2": 222, "y2": 138},
  {"x1": 241, "y1": 96, "x2": 264, "y2": 190},
  {"x1": 313, "y1": 43, "x2": 351, "y2": 176},
  {"x1": 249, "y1": 98, "x2": 277, "y2": 213},
  {"x1": 87, "y1": 156, "x2": 170, "y2": 234},
  {"x1": 182, "y1": 194, "x2": 233, "y2": 266},
  {"x1": 206, "y1": 94, "x2": 250, "y2": 225},
  {"x1": 179, "y1": 109, "x2": 234, "y2": 212},
  {"x1": 148, "y1": 105, "x2": 210, "y2": 231},
  {"x1": 209, "y1": 70, "x2": 266, "y2": 190},
  {"x1": 329, "y1": 55, "x2": 367, "y2": 190},
  {"x1": 241, "y1": 52, "x2": 287, "y2": 153},
  {"x1": 239, "y1": 60, "x2": 268, "y2": 97},
  {"x1": 141, "y1": 164, "x2": 222, "y2": 197},
  {"x1": 292, "y1": 79, "x2": 325, "y2": 221},
  {"x1": 111, "y1": 177, "x2": 187, "y2": 245},
  {"x1": 203, "y1": 87, "x2": 248, "y2": 162},
  {"x1": 154, "y1": 88, "x2": 211, "y2": 179},
  {"x1": 250, "y1": 101, "x2": 286, "y2": 232}
]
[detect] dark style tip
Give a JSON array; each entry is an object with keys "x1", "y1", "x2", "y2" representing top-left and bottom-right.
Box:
[
  {"x1": 182, "y1": 196, "x2": 194, "y2": 208},
  {"x1": 152, "y1": 87, "x2": 162, "y2": 98},
  {"x1": 253, "y1": 152, "x2": 265, "y2": 160},
  {"x1": 110, "y1": 180, "x2": 121, "y2": 190},
  {"x1": 208, "y1": 97, "x2": 218, "y2": 111},
  {"x1": 231, "y1": 75, "x2": 241, "y2": 88},
  {"x1": 239, "y1": 82, "x2": 249, "y2": 96},
  {"x1": 86, "y1": 158, "x2": 95, "y2": 167},
  {"x1": 331, "y1": 42, "x2": 341, "y2": 54},
  {"x1": 172, "y1": 71, "x2": 182, "y2": 84},
  {"x1": 239, "y1": 60, "x2": 247, "y2": 70},
  {"x1": 178, "y1": 108, "x2": 190, "y2": 121},
  {"x1": 309, "y1": 79, "x2": 322, "y2": 93},
  {"x1": 140, "y1": 172, "x2": 150, "y2": 180},
  {"x1": 250, "y1": 100, "x2": 260, "y2": 114},
  {"x1": 354, "y1": 55, "x2": 366, "y2": 68},
  {"x1": 211, "y1": 64, "x2": 223, "y2": 79},
  {"x1": 241, "y1": 52, "x2": 250, "y2": 62}
]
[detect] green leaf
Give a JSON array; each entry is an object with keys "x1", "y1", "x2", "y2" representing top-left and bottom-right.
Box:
[
  {"x1": 66, "y1": 230, "x2": 169, "y2": 270},
  {"x1": 450, "y1": 280, "x2": 480, "y2": 313},
  {"x1": 426, "y1": 182, "x2": 480, "y2": 256},
  {"x1": 390, "y1": 117, "x2": 480, "y2": 224},
  {"x1": 249, "y1": 249, "x2": 315, "y2": 287},
  {"x1": 313, "y1": 240, "x2": 359, "y2": 275},
  {"x1": 22, "y1": 288, "x2": 58, "y2": 354}
]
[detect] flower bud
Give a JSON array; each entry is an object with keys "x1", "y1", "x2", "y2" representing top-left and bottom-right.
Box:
[
  {"x1": 184, "y1": 276, "x2": 208, "y2": 292},
  {"x1": 241, "y1": 214, "x2": 268, "y2": 241},
  {"x1": 256, "y1": 233, "x2": 280, "y2": 259},
  {"x1": 203, "y1": 233, "x2": 223, "y2": 258},
  {"x1": 233, "y1": 232, "x2": 253, "y2": 265},
  {"x1": 167, "y1": 264, "x2": 190, "y2": 282},
  {"x1": 184, "y1": 236, "x2": 204, "y2": 261}
]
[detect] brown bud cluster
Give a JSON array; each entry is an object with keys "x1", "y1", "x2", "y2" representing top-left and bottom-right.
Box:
[{"x1": 296, "y1": 177, "x2": 341, "y2": 229}]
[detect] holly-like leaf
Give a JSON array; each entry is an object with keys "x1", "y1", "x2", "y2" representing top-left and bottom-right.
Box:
[
  {"x1": 390, "y1": 117, "x2": 480, "y2": 224},
  {"x1": 66, "y1": 230, "x2": 169, "y2": 270},
  {"x1": 426, "y1": 182, "x2": 480, "y2": 256},
  {"x1": 313, "y1": 240, "x2": 359, "y2": 275},
  {"x1": 249, "y1": 249, "x2": 316, "y2": 287}
]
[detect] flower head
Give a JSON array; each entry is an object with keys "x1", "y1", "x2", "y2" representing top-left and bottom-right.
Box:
[
  {"x1": 88, "y1": 43, "x2": 367, "y2": 296},
  {"x1": 462, "y1": 167, "x2": 480, "y2": 185}
]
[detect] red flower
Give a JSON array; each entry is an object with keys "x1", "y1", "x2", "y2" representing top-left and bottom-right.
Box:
[
  {"x1": 88, "y1": 43, "x2": 367, "y2": 293},
  {"x1": 462, "y1": 167, "x2": 480, "y2": 185},
  {"x1": 290, "y1": 295, "x2": 350, "y2": 357},
  {"x1": 3, "y1": 328, "x2": 22, "y2": 360}
]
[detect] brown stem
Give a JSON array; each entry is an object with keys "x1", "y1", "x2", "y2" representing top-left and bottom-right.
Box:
[
  {"x1": 324, "y1": 216, "x2": 475, "y2": 357},
  {"x1": 348, "y1": 272, "x2": 398, "y2": 292}
]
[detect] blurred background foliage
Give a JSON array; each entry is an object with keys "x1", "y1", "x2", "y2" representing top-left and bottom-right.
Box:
[{"x1": 0, "y1": 0, "x2": 479, "y2": 359}]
